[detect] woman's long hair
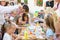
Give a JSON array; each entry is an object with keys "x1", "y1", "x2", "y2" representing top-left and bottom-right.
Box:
[{"x1": 45, "y1": 15, "x2": 55, "y2": 32}]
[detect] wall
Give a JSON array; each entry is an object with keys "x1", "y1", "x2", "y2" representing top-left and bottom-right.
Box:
[
  {"x1": 8, "y1": 0, "x2": 47, "y2": 14},
  {"x1": 28, "y1": 0, "x2": 46, "y2": 14},
  {"x1": 11, "y1": 0, "x2": 47, "y2": 14}
]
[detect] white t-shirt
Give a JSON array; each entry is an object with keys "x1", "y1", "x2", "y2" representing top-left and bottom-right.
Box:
[{"x1": 3, "y1": 33, "x2": 12, "y2": 40}]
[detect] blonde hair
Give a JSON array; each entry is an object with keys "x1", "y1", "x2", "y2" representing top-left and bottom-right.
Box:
[
  {"x1": 2, "y1": 21, "x2": 17, "y2": 32},
  {"x1": 1, "y1": 21, "x2": 17, "y2": 39},
  {"x1": 4, "y1": 22, "x2": 14, "y2": 29}
]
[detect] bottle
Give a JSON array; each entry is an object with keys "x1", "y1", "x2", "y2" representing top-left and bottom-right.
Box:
[
  {"x1": 34, "y1": 11, "x2": 38, "y2": 18},
  {"x1": 41, "y1": 26, "x2": 45, "y2": 32},
  {"x1": 24, "y1": 28, "x2": 28, "y2": 40},
  {"x1": 36, "y1": 22, "x2": 40, "y2": 27}
]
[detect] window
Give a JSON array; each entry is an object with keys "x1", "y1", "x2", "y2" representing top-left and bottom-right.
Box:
[
  {"x1": 24, "y1": 0, "x2": 28, "y2": 4},
  {"x1": 36, "y1": 0, "x2": 43, "y2": 6}
]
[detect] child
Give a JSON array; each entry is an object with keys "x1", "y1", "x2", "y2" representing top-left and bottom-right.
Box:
[
  {"x1": 22, "y1": 13, "x2": 29, "y2": 24},
  {"x1": 1, "y1": 21, "x2": 17, "y2": 40},
  {"x1": 23, "y1": 5, "x2": 31, "y2": 24},
  {"x1": 45, "y1": 15, "x2": 55, "y2": 40}
]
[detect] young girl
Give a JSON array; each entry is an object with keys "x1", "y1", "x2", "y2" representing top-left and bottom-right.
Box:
[
  {"x1": 1, "y1": 21, "x2": 17, "y2": 40},
  {"x1": 22, "y1": 13, "x2": 29, "y2": 24},
  {"x1": 45, "y1": 15, "x2": 55, "y2": 40}
]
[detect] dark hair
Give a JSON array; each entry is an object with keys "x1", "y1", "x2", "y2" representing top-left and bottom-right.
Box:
[
  {"x1": 45, "y1": 16, "x2": 55, "y2": 32},
  {"x1": 22, "y1": 13, "x2": 29, "y2": 23},
  {"x1": 0, "y1": 1, "x2": 9, "y2": 6},
  {"x1": 16, "y1": 16, "x2": 21, "y2": 25},
  {"x1": 23, "y1": 5, "x2": 29, "y2": 12},
  {"x1": 10, "y1": 2, "x2": 14, "y2": 6},
  {"x1": 5, "y1": 2, "x2": 9, "y2": 6}
]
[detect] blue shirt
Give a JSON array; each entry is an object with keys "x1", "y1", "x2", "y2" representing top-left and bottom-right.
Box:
[{"x1": 46, "y1": 28, "x2": 54, "y2": 38}]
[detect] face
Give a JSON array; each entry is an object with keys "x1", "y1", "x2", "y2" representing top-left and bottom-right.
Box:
[
  {"x1": 1, "y1": 1, "x2": 6, "y2": 6},
  {"x1": 9, "y1": 26, "x2": 16, "y2": 34},
  {"x1": 11, "y1": 11, "x2": 17, "y2": 17},
  {"x1": 19, "y1": 6, "x2": 25, "y2": 13},
  {"x1": 24, "y1": 16, "x2": 28, "y2": 21}
]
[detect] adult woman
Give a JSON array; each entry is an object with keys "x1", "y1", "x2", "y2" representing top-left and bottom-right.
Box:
[
  {"x1": 44, "y1": 0, "x2": 54, "y2": 8},
  {"x1": 53, "y1": 0, "x2": 60, "y2": 36}
]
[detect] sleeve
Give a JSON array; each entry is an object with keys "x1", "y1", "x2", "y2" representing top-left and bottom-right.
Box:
[
  {"x1": 3, "y1": 36, "x2": 12, "y2": 40},
  {"x1": 46, "y1": 29, "x2": 54, "y2": 38}
]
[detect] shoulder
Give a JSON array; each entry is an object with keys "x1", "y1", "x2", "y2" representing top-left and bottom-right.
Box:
[
  {"x1": 46, "y1": 29, "x2": 54, "y2": 37},
  {"x1": 3, "y1": 33, "x2": 12, "y2": 40},
  {"x1": 46, "y1": 28, "x2": 54, "y2": 35},
  {"x1": 47, "y1": 28, "x2": 53, "y2": 32}
]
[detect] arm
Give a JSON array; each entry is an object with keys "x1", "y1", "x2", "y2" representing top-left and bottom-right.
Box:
[
  {"x1": 53, "y1": 7, "x2": 57, "y2": 11},
  {"x1": 53, "y1": 2, "x2": 58, "y2": 11}
]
